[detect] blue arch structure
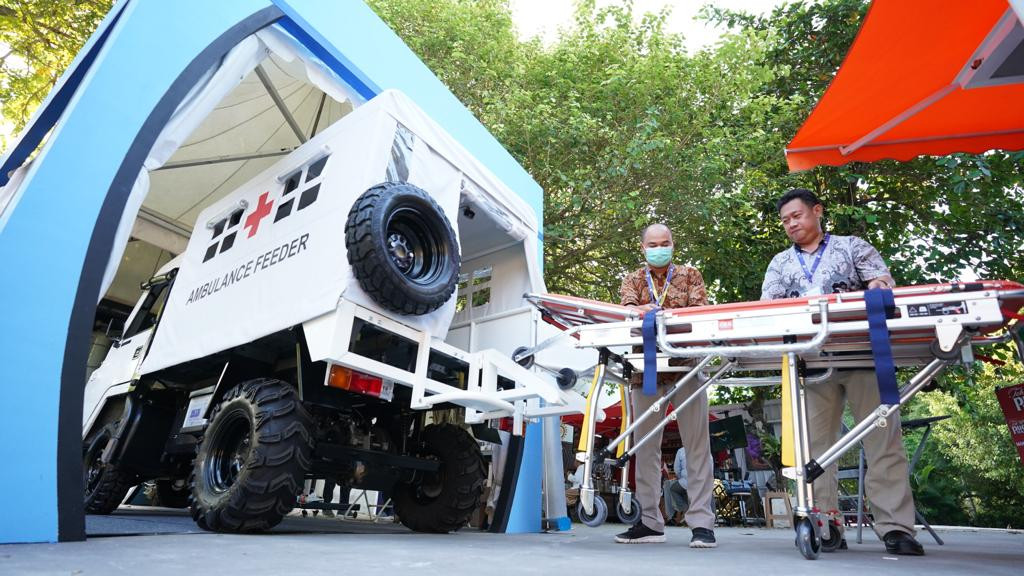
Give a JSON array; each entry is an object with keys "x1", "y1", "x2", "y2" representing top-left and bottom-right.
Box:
[{"x1": 0, "y1": 0, "x2": 543, "y2": 544}]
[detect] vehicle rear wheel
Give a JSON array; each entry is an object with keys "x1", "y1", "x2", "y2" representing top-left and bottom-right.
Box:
[
  {"x1": 83, "y1": 422, "x2": 135, "y2": 514},
  {"x1": 190, "y1": 378, "x2": 312, "y2": 532},
  {"x1": 346, "y1": 181, "x2": 460, "y2": 315},
  {"x1": 394, "y1": 424, "x2": 484, "y2": 533}
]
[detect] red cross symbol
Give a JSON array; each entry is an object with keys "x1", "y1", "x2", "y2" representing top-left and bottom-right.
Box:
[{"x1": 244, "y1": 192, "x2": 273, "y2": 238}]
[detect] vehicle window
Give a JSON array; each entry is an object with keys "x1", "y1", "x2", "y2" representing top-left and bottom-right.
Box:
[{"x1": 123, "y1": 282, "x2": 170, "y2": 339}]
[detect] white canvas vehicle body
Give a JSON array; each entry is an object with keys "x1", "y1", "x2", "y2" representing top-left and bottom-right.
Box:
[{"x1": 80, "y1": 88, "x2": 585, "y2": 533}]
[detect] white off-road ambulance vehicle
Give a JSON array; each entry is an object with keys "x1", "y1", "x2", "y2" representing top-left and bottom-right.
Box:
[{"x1": 81, "y1": 89, "x2": 582, "y2": 533}]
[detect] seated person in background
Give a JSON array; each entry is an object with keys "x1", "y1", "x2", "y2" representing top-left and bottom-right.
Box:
[{"x1": 662, "y1": 446, "x2": 689, "y2": 526}]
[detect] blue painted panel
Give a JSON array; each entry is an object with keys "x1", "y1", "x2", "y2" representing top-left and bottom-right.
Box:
[
  {"x1": 273, "y1": 0, "x2": 544, "y2": 232},
  {"x1": 505, "y1": 420, "x2": 543, "y2": 533},
  {"x1": 0, "y1": 0, "x2": 276, "y2": 544}
]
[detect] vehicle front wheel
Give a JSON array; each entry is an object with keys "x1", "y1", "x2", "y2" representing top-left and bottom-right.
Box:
[
  {"x1": 83, "y1": 423, "x2": 135, "y2": 514},
  {"x1": 190, "y1": 378, "x2": 312, "y2": 532}
]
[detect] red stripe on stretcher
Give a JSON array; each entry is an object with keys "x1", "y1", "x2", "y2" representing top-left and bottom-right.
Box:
[{"x1": 662, "y1": 281, "x2": 1024, "y2": 319}]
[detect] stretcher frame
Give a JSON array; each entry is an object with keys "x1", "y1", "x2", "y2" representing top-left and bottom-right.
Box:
[{"x1": 517, "y1": 281, "x2": 1024, "y2": 558}]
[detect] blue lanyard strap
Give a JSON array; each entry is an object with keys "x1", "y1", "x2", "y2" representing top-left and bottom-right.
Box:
[
  {"x1": 795, "y1": 233, "x2": 830, "y2": 283},
  {"x1": 641, "y1": 265, "x2": 673, "y2": 396},
  {"x1": 865, "y1": 288, "x2": 900, "y2": 405},
  {"x1": 644, "y1": 264, "x2": 675, "y2": 308}
]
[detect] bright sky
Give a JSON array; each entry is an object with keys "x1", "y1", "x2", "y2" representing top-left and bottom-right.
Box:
[{"x1": 509, "y1": 0, "x2": 788, "y2": 51}]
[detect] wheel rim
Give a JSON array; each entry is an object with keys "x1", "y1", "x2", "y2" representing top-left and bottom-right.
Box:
[
  {"x1": 82, "y1": 433, "x2": 108, "y2": 498},
  {"x1": 385, "y1": 206, "x2": 447, "y2": 286},
  {"x1": 205, "y1": 409, "x2": 252, "y2": 493},
  {"x1": 409, "y1": 453, "x2": 446, "y2": 503}
]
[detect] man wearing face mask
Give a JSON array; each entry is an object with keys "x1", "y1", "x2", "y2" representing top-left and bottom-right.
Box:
[
  {"x1": 761, "y1": 188, "x2": 922, "y2": 556},
  {"x1": 614, "y1": 223, "x2": 718, "y2": 548}
]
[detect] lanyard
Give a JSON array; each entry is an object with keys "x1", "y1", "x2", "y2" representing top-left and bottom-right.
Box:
[
  {"x1": 644, "y1": 264, "x2": 674, "y2": 308},
  {"x1": 795, "y1": 233, "x2": 830, "y2": 283}
]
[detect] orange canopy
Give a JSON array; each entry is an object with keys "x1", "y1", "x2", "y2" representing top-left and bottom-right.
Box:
[{"x1": 786, "y1": 0, "x2": 1024, "y2": 172}]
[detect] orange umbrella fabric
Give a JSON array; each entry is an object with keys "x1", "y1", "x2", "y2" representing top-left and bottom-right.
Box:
[{"x1": 786, "y1": 0, "x2": 1024, "y2": 172}]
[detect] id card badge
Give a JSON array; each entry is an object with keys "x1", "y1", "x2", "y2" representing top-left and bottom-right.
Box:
[{"x1": 802, "y1": 286, "x2": 823, "y2": 297}]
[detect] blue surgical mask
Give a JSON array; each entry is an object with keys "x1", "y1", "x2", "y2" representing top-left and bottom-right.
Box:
[{"x1": 645, "y1": 246, "x2": 673, "y2": 267}]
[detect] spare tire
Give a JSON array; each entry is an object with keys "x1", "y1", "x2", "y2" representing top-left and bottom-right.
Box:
[{"x1": 346, "y1": 182, "x2": 460, "y2": 315}]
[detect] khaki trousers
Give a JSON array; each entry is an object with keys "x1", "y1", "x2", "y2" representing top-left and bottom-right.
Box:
[
  {"x1": 631, "y1": 377, "x2": 715, "y2": 531},
  {"x1": 806, "y1": 369, "x2": 916, "y2": 537}
]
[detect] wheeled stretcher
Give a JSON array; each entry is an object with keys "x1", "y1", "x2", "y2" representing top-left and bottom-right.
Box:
[{"x1": 516, "y1": 281, "x2": 1024, "y2": 559}]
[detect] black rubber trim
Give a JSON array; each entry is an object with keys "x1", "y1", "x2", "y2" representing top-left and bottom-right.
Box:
[
  {"x1": 57, "y1": 6, "x2": 284, "y2": 542},
  {"x1": 488, "y1": 433, "x2": 525, "y2": 533},
  {"x1": 805, "y1": 459, "x2": 825, "y2": 483}
]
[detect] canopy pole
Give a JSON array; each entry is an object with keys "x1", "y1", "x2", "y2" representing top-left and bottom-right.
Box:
[
  {"x1": 254, "y1": 64, "x2": 308, "y2": 144},
  {"x1": 154, "y1": 148, "x2": 296, "y2": 170}
]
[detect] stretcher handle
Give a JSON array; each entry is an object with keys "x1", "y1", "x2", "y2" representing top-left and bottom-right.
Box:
[{"x1": 656, "y1": 300, "x2": 831, "y2": 358}]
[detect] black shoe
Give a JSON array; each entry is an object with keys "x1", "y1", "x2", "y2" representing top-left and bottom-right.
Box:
[
  {"x1": 689, "y1": 527, "x2": 717, "y2": 548},
  {"x1": 615, "y1": 523, "x2": 666, "y2": 544},
  {"x1": 883, "y1": 530, "x2": 924, "y2": 556}
]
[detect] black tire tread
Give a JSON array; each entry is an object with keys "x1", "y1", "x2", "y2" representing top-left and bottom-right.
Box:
[
  {"x1": 345, "y1": 182, "x2": 459, "y2": 315},
  {"x1": 190, "y1": 378, "x2": 313, "y2": 533},
  {"x1": 83, "y1": 425, "x2": 136, "y2": 515},
  {"x1": 394, "y1": 424, "x2": 484, "y2": 533}
]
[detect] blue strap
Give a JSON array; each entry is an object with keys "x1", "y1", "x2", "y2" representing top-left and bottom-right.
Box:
[
  {"x1": 864, "y1": 288, "x2": 900, "y2": 405},
  {"x1": 642, "y1": 310, "x2": 659, "y2": 396}
]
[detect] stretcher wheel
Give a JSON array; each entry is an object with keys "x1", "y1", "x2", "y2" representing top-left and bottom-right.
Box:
[
  {"x1": 512, "y1": 346, "x2": 535, "y2": 369},
  {"x1": 820, "y1": 522, "x2": 843, "y2": 553},
  {"x1": 795, "y1": 517, "x2": 820, "y2": 560},
  {"x1": 615, "y1": 499, "x2": 642, "y2": 525},
  {"x1": 556, "y1": 368, "x2": 577, "y2": 391},
  {"x1": 576, "y1": 496, "x2": 608, "y2": 527}
]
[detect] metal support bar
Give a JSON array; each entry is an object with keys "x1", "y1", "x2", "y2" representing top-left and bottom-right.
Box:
[
  {"x1": 255, "y1": 64, "x2": 308, "y2": 144},
  {"x1": 795, "y1": 352, "x2": 816, "y2": 515},
  {"x1": 310, "y1": 92, "x2": 327, "y2": 138},
  {"x1": 811, "y1": 358, "x2": 948, "y2": 473},
  {"x1": 154, "y1": 148, "x2": 296, "y2": 171},
  {"x1": 618, "y1": 383, "x2": 634, "y2": 514},
  {"x1": 603, "y1": 355, "x2": 716, "y2": 457},
  {"x1": 787, "y1": 352, "x2": 812, "y2": 516},
  {"x1": 618, "y1": 360, "x2": 736, "y2": 462},
  {"x1": 513, "y1": 325, "x2": 583, "y2": 362},
  {"x1": 703, "y1": 368, "x2": 834, "y2": 387},
  {"x1": 657, "y1": 300, "x2": 831, "y2": 358},
  {"x1": 579, "y1": 357, "x2": 608, "y2": 515}
]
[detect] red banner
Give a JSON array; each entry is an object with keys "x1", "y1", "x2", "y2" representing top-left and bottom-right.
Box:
[{"x1": 996, "y1": 382, "x2": 1024, "y2": 467}]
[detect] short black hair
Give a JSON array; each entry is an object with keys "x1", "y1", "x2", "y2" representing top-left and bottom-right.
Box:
[{"x1": 776, "y1": 188, "x2": 822, "y2": 213}]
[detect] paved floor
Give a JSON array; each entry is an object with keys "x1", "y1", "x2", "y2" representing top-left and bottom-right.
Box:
[{"x1": 1, "y1": 508, "x2": 1022, "y2": 575}]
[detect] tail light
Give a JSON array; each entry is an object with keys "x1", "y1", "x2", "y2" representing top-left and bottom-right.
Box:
[{"x1": 328, "y1": 365, "x2": 394, "y2": 401}]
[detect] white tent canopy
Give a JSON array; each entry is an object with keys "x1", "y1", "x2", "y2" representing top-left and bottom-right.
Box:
[{"x1": 99, "y1": 24, "x2": 542, "y2": 307}]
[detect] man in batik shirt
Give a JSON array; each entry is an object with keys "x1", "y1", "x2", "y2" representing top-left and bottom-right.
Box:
[
  {"x1": 761, "y1": 188, "x2": 922, "y2": 556},
  {"x1": 613, "y1": 223, "x2": 717, "y2": 548}
]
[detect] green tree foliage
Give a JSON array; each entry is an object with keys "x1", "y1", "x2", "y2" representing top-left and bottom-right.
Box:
[
  {"x1": 0, "y1": 0, "x2": 112, "y2": 144},
  {"x1": 907, "y1": 364, "x2": 1024, "y2": 528}
]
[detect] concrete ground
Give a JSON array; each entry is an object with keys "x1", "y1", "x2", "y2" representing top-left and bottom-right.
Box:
[{"x1": 2, "y1": 508, "x2": 1022, "y2": 576}]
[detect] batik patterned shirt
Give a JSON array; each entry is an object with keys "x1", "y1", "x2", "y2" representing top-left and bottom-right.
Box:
[
  {"x1": 620, "y1": 263, "x2": 708, "y2": 385},
  {"x1": 619, "y1": 264, "x2": 708, "y2": 309},
  {"x1": 760, "y1": 234, "x2": 890, "y2": 300}
]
